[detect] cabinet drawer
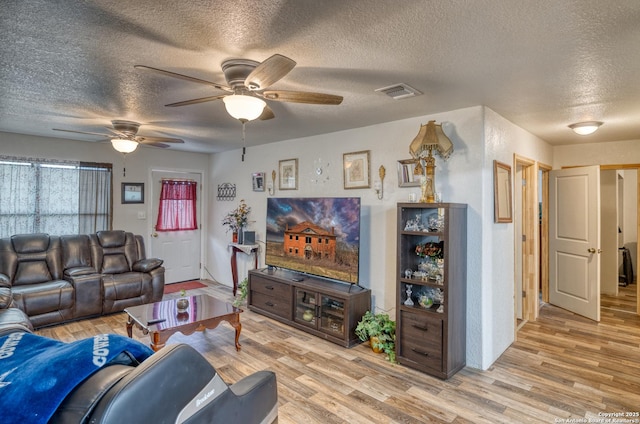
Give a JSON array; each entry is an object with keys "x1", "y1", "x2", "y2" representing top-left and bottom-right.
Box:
[
  {"x1": 250, "y1": 291, "x2": 290, "y2": 319},
  {"x1": 251, "y1": 276, "x2": 290, "y2": 298},
  {"x1": 399, "y1": 311, "x2": 443, "y2": 371}
]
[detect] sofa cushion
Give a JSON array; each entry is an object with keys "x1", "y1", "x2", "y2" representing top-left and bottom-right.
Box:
[
  {"x1": 96, "y1": 231, "x2": 126, "y2": 248},
  {"x1": 14, "y1": 259, "x2": 53, "y2": 285},
  {"x1": 11, "y1": 233, "x2": 50, "y2": 254},
  {"x1": 60, "y1": 234, "x2": 92, "y2": 270},
  {"x1": 12, "y1": 280, "x2": 74, "y2": 316}
]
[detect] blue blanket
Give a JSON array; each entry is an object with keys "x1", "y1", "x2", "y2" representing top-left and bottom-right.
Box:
[{"x1": 0, "y1": 332, "x2": 153, "y2": 423}]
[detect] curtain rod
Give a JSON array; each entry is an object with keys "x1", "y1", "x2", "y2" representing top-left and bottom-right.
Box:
[{"x1": 161, "y1": 178, "x2": 195, "y2": 182}]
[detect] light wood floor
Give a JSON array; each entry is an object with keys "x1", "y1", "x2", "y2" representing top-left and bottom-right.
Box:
[
  {"x1": 37, "y1": 281, "x2": 640, "y2": 423},
  {"x1": 601, "y1": 283, "x2": 637, "y2": 313}
]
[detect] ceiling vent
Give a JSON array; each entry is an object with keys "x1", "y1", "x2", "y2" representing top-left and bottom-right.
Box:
[{"x1": 375, "y1": 83, "x2": 422, "y2": 100}]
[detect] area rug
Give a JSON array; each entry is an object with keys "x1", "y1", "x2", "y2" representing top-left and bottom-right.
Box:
[{"x1": 163, "y1": 280, "x2": 207, "y2": 294}]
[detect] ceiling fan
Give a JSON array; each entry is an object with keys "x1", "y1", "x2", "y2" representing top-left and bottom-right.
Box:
[
  {"x1": 135, "y1": 54, "x2": 343, "y2": 122},
  {"x1": 53, "y1": 120, "x2": 184, "y2": 153}
]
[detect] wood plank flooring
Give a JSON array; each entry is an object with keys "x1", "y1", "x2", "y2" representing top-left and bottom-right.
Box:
[
  {"x1": 36, "y1": 280, "x2": 640, "y2": 423},
  {"x1": 601, "y1": 283, "x2": 637, "y2": 314}
]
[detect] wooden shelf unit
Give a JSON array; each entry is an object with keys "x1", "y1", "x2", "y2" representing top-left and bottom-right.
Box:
[
  {"x1": 248, "y1": 268, "x2": 371, "y2": 348},
  {"x1": 395, "y1": 202, "x2": 467, "y2": 379}
]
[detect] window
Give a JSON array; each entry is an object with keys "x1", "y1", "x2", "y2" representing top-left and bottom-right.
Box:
[
  {"x1": 0, "y1": 157, "x2": 112, "y2": 237},
  {"x1": 305, "y1": 236, "x2": 311, "y2": 243},
  {"x1": 156, "y1": 180, "x2": 198, "y2": 231}
]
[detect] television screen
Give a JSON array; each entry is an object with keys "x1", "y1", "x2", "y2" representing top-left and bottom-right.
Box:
[{"x1": 266, "y1": 197, "x2": 361, "y2": 284}]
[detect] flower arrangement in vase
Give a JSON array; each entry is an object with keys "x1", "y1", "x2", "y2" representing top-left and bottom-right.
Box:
[{"x1": 222, "y1": 199, "x2": 251, "y2": 242}]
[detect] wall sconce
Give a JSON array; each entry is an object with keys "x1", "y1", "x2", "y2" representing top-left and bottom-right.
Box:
[
  {"x1": 374, "y1": 165, "x2": 386, "y2": 200},
  {"x1": 267, "y1": 169, "x2": 276, "y2": 195}
]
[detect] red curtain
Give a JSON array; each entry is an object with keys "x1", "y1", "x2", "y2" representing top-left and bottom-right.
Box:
[{"x1": 156, "y1": 180, "x2": 198, "y2": 231}]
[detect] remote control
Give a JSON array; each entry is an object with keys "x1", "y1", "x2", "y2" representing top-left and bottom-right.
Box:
[{"x1": 147, "y1": 318, "x2": 166, "y2": 325}]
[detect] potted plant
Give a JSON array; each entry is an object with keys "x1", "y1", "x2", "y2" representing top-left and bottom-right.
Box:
[
  {"x1": 355, "y1": 311, "x2": 396, "y2": 363},
  {"x1": 222, "y1": 200, "x2": 251, "y2": 243},
  {"x1": 233, "y1": 278, "x2": 248, "y2": 307}
]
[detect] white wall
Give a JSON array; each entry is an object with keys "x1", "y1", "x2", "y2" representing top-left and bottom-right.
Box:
[
  {"x1": 0, "y1": 131, "x2": 209, "y2": 255},
  {"x1": 208, "y1": 105, "x2": 553, "y2": 370}
]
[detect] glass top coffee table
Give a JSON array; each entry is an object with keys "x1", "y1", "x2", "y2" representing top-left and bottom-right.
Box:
[{"x1": 125, "y1": 294, "x2": 242, "y2": 352}]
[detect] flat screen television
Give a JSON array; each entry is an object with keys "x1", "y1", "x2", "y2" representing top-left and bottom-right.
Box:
[{"x1": 265, "y1": 197, "x2": 361, "y2": 284}]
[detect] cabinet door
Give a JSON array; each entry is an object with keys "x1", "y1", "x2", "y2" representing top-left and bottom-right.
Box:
[
  {"x1": 319, "y1": 295, "x2": 345, "y2": 337},
  {"x1": 294, "y1": 288, "x2": 318, "y2": 327}
]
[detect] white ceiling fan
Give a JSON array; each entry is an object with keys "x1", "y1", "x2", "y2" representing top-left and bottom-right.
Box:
[
  {"x1": 53, "y1": 120, "x2": 184, "y2": 153},
  {"x1": 135, "y1": 54, "x2": 343, "y2": 122}
]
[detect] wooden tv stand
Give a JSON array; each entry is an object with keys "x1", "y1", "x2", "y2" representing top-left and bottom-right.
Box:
[{"x1": 248, "y1": 268, "x2": 371, "y2": 348}]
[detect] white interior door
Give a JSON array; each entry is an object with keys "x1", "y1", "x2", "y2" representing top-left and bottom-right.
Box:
[
  {"x1": 549, "y1": 165, "x2": 601, "y2": 321},
  {"x1": 151, "y1": 170, "x2": 202, "y2": 284}
]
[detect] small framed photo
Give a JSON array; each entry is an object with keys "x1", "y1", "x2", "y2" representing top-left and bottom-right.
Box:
[
  {"x1": 252, "y1": 172, "x2": 265, "y2": 192},
  {"x1": 122, "y1": 182, "x2": 144, "y2": 204},
  {"x1": 343, "y1": 150, "x2": 371, "y2": 189},
  {"x1": 279, "y1": 158, "x2": 298, "y2": 190}
]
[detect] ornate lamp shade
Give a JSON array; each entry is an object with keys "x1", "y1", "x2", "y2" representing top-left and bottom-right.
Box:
[
  {"x1": 408, "y1": 120, "x2": 453, "y2": 203},
  {"x1": 409, "y1": 120, "x2": 453, "y2": 160}
]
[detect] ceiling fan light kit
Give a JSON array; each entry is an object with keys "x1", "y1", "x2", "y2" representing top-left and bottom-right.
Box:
[
  {"x1": 568, "y1": 121, "x2": 603, "y2": 135},
  {"x1": 223, "y1": 94, "x2": 266, "y2": 122},
  {"x1": 111, "y1": 138, "x2": 139, "y2": 153}
]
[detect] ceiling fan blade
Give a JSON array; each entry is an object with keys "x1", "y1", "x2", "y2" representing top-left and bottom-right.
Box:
[
  {"x1": 136, "y1": 136, "x2": 184, "y2": 144},
  {"x1": 262, "y1": 90, "x2": 343, "y2": 105},
  {"x1": 53, "y1": 128, "x2": 112, "y2": 138},
  {"x1": 259, "y1": 105, "x2": 275, "y2": 120},
  {"x1": 135, "y1": 65, "x2": 233, "y2": 92},
  {"x1": 141, "y1": 142, "x2": 170, "y2": 148},
  {"x1": 165, "y1": 94, "x2": 227, "y2": 107},
  {"x1": 245, "y1": 54, "x2": 296, "y2": 90}
]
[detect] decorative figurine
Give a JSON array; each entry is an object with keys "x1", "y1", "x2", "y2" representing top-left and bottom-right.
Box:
[{"x1": 404, "y1": 285, "x2": 414, "y2": 306}]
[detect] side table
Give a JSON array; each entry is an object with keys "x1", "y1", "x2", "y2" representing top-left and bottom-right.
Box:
[{"x1": 229, "y1": 243, "x2": 259, "y2": 296}]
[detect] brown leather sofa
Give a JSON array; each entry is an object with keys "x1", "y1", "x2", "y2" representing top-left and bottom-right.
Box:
[{"x1": 0, "y1": 230, "x2": 164, "y2": 328}]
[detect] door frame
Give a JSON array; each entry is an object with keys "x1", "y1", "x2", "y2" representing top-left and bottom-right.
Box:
[
  {"x1": 514, "y1": 154, "x2": 539, "y2": 330},
  {"x1": 148, "y1": 167, "x2": 207, "y2": 281},
  {"x1": 542, "y1": 163, "x2": 640, "y2": 315}
]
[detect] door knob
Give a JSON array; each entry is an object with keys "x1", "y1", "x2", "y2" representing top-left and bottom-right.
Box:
[
  {"x1": 587, "y1": 248, "x2": 596, "y2": 253},
  {"x1": 151, "y1": 232, "x2": 158, "y2": 238}
]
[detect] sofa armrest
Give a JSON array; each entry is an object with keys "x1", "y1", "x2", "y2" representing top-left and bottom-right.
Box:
[
  {"x1": 0, "y1": 273, "x2": 10, "y2": 289},
  {"x1": 64, "y1": 266, "x2": 97, "y2": 277},
  {"x1": 132, "y1": 258, "x2": 163, "y2": 273},
  {"x1": 0, "y1": 287, "x2": 11, "y2": 309}
]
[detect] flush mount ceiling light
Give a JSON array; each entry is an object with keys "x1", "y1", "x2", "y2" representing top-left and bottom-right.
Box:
[
  {"x1": 568, "y1": 121, "x2": 603, "y2": 136},
  {"x1": 222, "y1": 94, "x2": 267, "y2": 122},
  {"x1": 111, "y1": 138, "x2": 139, "y2": 153}
]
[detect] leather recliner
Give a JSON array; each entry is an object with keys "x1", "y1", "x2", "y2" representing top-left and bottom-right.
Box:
[
  {"x1": 0, "y1": 322, "x2": 278, "y2": 424},
  {"x1": 89, "y1": 231, "x2": 164, "y2": 314}
]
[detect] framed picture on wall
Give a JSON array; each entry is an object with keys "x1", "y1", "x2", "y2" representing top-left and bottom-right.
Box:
[
  {"x1": 279, "y1": 158, "x2": 298, "y2": 190},
  {"x1": 122, "y1": 182, "x2": 144, "y2": 204},
  {"x1": 343, "y1": 150, "x2": 371, "y2": 189},
  {"x1": 493, "y1": 160, "x2": 512, "y2": 223},
  {"x1": 252, "y1": 172, "x2": 265, "y2": 191}
]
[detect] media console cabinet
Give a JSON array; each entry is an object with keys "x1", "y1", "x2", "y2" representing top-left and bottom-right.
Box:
[{"x1": 248, "y1": 268, "x2": 371, "y2": 347}]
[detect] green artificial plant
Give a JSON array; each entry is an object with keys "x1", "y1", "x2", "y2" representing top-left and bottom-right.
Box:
[{"x1": 355, "y1": 310, "x2": 396, "y2": 363}]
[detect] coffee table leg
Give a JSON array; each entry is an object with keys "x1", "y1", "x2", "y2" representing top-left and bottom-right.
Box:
[
  {"x1": 227, "y1": 314, "x2": 242, "y2": 351},
  {"x1": 150, "y1": 331, "x2": 171, "y2": 352},
  {"x1": 126, "y1": 315, "x2": 134, "y2": 338}
]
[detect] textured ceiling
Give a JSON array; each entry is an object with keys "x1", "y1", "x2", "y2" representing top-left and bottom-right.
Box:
[{"x1": 1, "y1": 0, "x2": 639, "y2": 153}]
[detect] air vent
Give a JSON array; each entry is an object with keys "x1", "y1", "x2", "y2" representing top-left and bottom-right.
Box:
[{"x1": 375, "y1": 83, "x2": 422, "y2": 100}]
